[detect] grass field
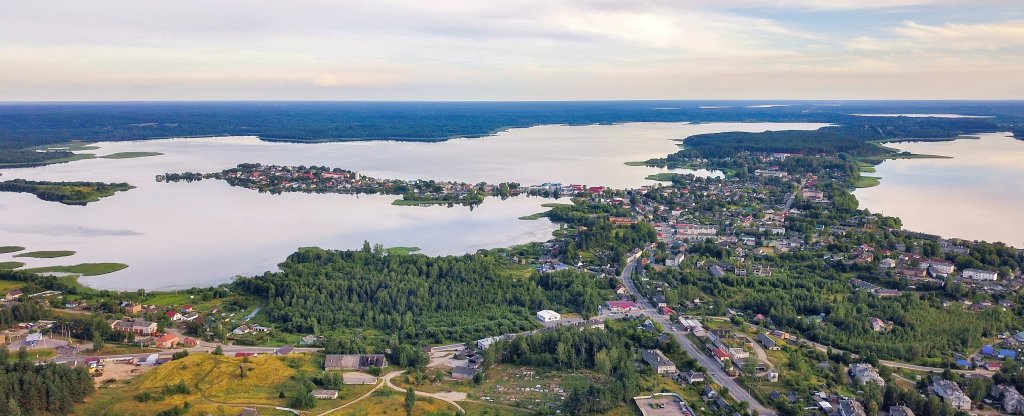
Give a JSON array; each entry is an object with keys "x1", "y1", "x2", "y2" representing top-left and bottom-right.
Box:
[
  {"x1": 387, "y1": 246, "x2": 422, "y2": 255},
  {"x1": 329, "y1": 389, "x2": 458, "y2": 416},
  {"x1": 0, "y1": 280, "x2": 23, "y2": 293},
  {"x1": 518, "y1": 212, "x2": 549, "y2": 220},
  {"x1": 853, "y1": 176, "x2": 881, "y2": 188},
  {"x1": 645, "y1": 173, "x2": 679, "y2": 182},
  {"x1": 0, "y1": 246, "x2": 25, "y2": 254},
  {"x1": 100, "y1": 151, "x2": 164, "y2": 159},
  {"x1": 0, "y1": 262, "x2": 24, "y2": 270},
  {"x1": 21, "y1": 262, "x2": 128, "y2": 276},
  {"x1": 81, "y1": 353, "x2": 376, "y2": 416},
  {"x1": 13, "y1": 250, "x2": 76, "y2": 258}
]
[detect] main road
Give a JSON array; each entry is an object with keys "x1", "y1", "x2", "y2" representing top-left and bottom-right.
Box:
[{"x1": 619, "y1": 261, "x2": 775, "y2": 416}]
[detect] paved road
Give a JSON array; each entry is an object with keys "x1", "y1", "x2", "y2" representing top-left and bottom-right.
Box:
[{"x1": 620, "y1": 261, "x2": 775, "y2": 416}]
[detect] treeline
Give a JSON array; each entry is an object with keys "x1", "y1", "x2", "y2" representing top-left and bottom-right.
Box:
[
  {"x1": 231, "y1": 246, "x2": 611, "y2": 345},
  {"x1": 0, "y1": 348, "x2": 95, "y2": 415}
]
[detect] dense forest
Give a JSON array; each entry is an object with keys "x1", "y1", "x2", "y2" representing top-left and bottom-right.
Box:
[
  {"x1": 647, "y1": 117, "x2": 998, "y2": 162},
  {"x1": 0, "y1": 348, "x2": 95, "y2": 415},
  {"x1": 230, "y1": 245, "x2": 613, "y2": 345},
  {"x1": 0, "y1": 179, "x2": 134, "y2": 205},
  {"x1": 1, "y1": 101, "x2": 1020, "y2": 165}
]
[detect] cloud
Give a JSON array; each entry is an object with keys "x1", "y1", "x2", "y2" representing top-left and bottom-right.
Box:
[{"x1": 848, "y1": 20, "x2": 1024, "y2": 51}]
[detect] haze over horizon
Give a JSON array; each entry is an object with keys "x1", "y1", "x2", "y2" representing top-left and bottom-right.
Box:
[{"x1": 3, "y1": 0, "x2": 1023, "y2": 101}]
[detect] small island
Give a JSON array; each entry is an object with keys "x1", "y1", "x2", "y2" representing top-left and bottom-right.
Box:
[
  {"x1": 13, "y1": 250, "x2": 76, "y2": 259},
  {"x1": 0, "y1": 179, "x2": 134, "y2": 205},
  {"x1": 0, "y1": 246, "x2": 25, "y2": 254},
  {"x1": 99, "y1": 151, "x2": 163, "y2": 159}
]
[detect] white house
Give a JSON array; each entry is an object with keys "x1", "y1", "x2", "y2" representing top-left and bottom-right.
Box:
[
  {"x1": 536, "y1": 310, "x2": 561, "y2": 322},
  {"x1": 963, "y1": 268, "x2": 998, "y2": 281},
  {"x1": 665, "y1": 252, "x2": 686, "y2": 267}
]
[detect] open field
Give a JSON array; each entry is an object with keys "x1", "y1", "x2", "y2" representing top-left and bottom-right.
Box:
[
  {"x1": 80, "y1": 353, "x2": 375, "y2": 416},
  {"x1": 13, "y1": 250, "x2": 76, "y2": 258},
  {"x1": 0, "y1": 262, "x2": 24, "y2": 270},
  {"x1": 99, "y1": 151, "x2": 164, "y2": 159},
  {"x1": 0, "y1": 280, "x2": 24, "y2": 293},
  {"x1": 21, "y1": 262, "x2": 128, "y2": 276},
  {"x1": 328, "y1": 389, "x2": 458, "y2": 416},
  {"x1": 853, "y1": 176, "x2": 881, "y2": 188},
  {"x1": 0, "y1": 246, "x2": 25, "y2": 254}
]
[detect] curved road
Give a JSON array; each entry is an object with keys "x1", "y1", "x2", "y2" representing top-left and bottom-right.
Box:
[
  {"x1": 620, "y1": 261, "x2": 775, "y2": 416},
  {"x1": 384, "y1": 370, "x2": 466, "y2": 414}
]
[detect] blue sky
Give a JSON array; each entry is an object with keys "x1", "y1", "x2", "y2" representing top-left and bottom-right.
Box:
[{"x1": 1, "y1": 0, "x2": 1022, "y2": 100}]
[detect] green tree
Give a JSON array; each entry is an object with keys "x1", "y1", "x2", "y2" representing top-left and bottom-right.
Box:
[{"x1": 405, "y1": 387, "x2": 416, "y2": 416}]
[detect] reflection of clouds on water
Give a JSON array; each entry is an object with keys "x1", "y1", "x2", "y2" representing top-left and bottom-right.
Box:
[{"x1": 0, "y1": 224, "x2": 142, "y2": 237}]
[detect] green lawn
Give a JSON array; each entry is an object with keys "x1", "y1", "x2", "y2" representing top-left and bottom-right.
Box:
[
  {"x1": 99, "y1": 151, "x2": 164, "y2": 159},
  {"x1": 645, "y1": 173, "x2": 679, "y2": 182},
  {"x1": 519, "y1": 211, "x2": 550, "y2": 220},
  {"x1": 21, "y1": 262, "x2": 128, "y2": 276},
  {"x1": 386, "y1": 246, "x2": 421, "y2": 255},
  {"x1": 14, "y1": 250, "x2": 76, "y2": 258},
  {"x1": 0, "y1": 281, "x2": 23, "y2": 293},
  {"x1": 853, "y1": 176, "x2": 881, "y2": 188},
  {"x1": 0, "y1": 262, "x2": 25, "y2": 270},
  {"x1": 0, "y1": 246, "x2": 25, "y2": 254}
]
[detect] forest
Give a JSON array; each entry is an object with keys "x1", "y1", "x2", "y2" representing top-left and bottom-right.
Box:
[
  {"x1": 0, "y1": 179, "x2": 134, "y2": 205},
  {"x1": 0, "y1": 348, "x2": 95, "y2": 415},
  {"x1": 230, "y1": 245, "x2": 613, "y2": 346},
  {"x1": 2, "y1": 101, "x2": 1020, "y2": 165}
]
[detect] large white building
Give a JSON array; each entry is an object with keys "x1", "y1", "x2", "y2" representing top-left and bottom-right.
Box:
[
  {"x1": 536, "y1": 310, "x2": 561, "y2": 322},
  {"x1": 963, "y1": 268, "x2": 999, "y2": 281}
]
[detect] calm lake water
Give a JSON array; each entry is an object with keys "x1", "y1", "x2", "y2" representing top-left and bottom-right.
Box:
[
  {"x1": 856, "y1": 132, "x2": 1024, "y2": 247},
  {"x1": 0, "y1": 122, "x2": 823, "y2": 290}
]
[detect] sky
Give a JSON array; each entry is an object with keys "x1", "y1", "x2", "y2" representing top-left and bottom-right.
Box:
[{"x1": 2, "y1": 0, "x2": 1023, "y2": 100}]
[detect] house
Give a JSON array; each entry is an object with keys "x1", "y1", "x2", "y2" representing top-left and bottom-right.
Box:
[
  {"x1": 678, "y1": 370, "x2": 705, "y2": 385},
  {"x1": 536, "y1": 310, "x2": 561, "y2": 322},
  {"x1": 251, "y1": 325, "x2": 271, "y2": 333},
  {"x1": 181, "y1": 337, "x2": 199, "y2": 347},
  {"x1": 849, "y1": 363, "x2": 885, "y2": 387},
  {"x1": 666, "y1": 252, "x2": 686, "y2": 267},
  {"x1": 180, "y1": 305, "x2": 194, "y2": 313},
  {"x1": 869, "y1": 317, "x2": 888, "y2": 332},
  {"x1": 641, "y1": 349, "x2": 677, "y2": 374},
  {"x1": 889, "y1": 405, "x2": 915, "y2": 416},
  {"x1": 452, "y1": 365, "x2": 478, "y2": 380},
  {"x1": 839, "y1": 400, "x2": 867, "y2": 416},
  {"x1": 995, "y1": 385, "x2": 1024, "y2": 414},
  {"x1": 709, "y1": 265, "x2": 726, "y2": 278},
  {"x1": 166, "y1": 311, "x2": 183, "y2": 321},
  {"x1": 964, "y1": 268, "x2": 999, "y2": 281},
  {"x1": 711, "y1": 348, "x2": 731, "y2": 362},
  {"x1": 921, "y1": 259, "x2": 955, "y2": 275},
  {"x1": 234, "y1": 352, "x2": 258, "y2": 358},
  {"x1": 111, "y1": 318, "x2": 157, "y2": 335},
  {"x1": 311, "y1": 389, "x2": 339, "y2": 400},
  {"x1": 4, "y1": 290, "x2": 22, "y2": 301},
  {"x1": 232, "y1": 325, "x2": 250, "y2": 335},
  {"x1": 757, "y1": 333, "x2": 779, "y2": 351},
  {"x1": 324, "y1": 354, "x2": 387, "y2": 371},
  {"x1": 274, "y1": 345, "x2": 295, "y2": 356},
  {"x1": 119, "y1": 301, "x2": 142, "y2": 314},
  {"x1": 765, "y1": 368, "x2": 779, "y2": 382},
  {"x1": 606, "y1": 301, "x2": 638, "y2": 314},
  {"x1": 679, "y1": 318, "x2": 703, "y2": 333},
  {"x1": 932, "y1": 377, "x2": 972, "y2": 410},
  {"x1": 155, "y1": 334, "x2": 179, "y2": 348}
]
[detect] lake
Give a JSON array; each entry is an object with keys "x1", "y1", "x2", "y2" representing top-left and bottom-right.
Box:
[
  {"x1": 0, "y1": 122, "x2": 824, "y2": 290},
  {"x1": 856, "y1": 132, "x2": 1024, "y2": 247}
]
